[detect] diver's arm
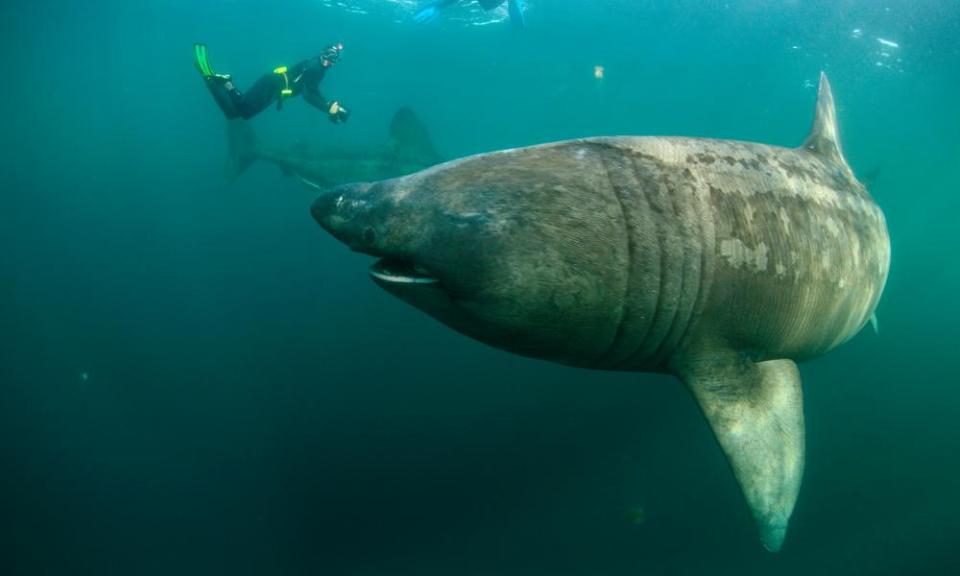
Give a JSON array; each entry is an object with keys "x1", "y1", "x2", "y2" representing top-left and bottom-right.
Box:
[
  {"x1": 303, "y1": 86, "x2": 330, "y2": 113},
  {"x1": 302, "y1": 66, "x2": 332, "y2": 110},
  {"x1": 304, "y1": 81, "x2": 349, "y2": 124}
]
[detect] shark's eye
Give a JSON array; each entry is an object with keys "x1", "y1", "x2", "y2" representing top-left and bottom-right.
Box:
[{"x1": 363, "y1": 227, "x2": 376, "y2": 245}]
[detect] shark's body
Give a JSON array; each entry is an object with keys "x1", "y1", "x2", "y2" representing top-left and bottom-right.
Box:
[
  {"x1": 226, "y1": 107, "x2": 443, "y2": 189},
  {"x1": 310, "y1": 74, "x2": 890, "y2": 551}
]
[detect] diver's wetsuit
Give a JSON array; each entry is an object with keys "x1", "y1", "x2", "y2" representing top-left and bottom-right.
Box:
[{"x1": 206, "y1": 57, "x2": 331, "y2": 120}]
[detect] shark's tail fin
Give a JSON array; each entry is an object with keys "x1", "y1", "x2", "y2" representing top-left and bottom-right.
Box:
[
  {"x1": 225, "y1": 119, "x2": 260, "y2": 183},
  {"x1": 387, "y1": 107, "x2": 441, "y2": 164}
]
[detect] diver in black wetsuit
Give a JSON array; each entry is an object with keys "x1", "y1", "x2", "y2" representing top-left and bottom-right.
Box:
[{"x1": 193, "y1": 43, "x2": 350, "y2": 123}]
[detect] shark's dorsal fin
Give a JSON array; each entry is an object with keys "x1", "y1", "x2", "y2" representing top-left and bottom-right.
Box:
[
  {"x1": 388, "y1": 107, "x2": 441, "y2": 163},
  {"x1": 801, "y1": 72, "x2": 846, "y2": 167}
]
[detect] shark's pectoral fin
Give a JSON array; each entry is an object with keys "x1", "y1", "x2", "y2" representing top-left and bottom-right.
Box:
[{"x1": 677, "y1": 354, "x2": 805, "y2": 552}]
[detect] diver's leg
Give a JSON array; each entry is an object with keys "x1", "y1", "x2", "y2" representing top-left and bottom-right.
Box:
[
  {"x1": 204, "y1": 76, "x2": 241, "y2": 119},
  {"x1": 507, "y1": 0, "x2": 525, "y2": 26},
  {"x1": 415, "y1": 0, "x2": 460, "y2": 23},
  {"x1": 195, "y1": 44, "x2": 242, "y2": 119},
  {"x1": 233, "y1": 73, "x2": 283, "y2": 120}
]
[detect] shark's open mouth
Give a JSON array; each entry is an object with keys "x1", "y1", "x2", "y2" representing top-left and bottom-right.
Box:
[{"x1": 369, "y1": 258, "x2": 438, "y2": 285}]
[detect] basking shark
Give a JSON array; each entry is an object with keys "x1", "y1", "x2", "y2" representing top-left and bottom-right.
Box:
[
  {"x1": 225, "y1": 106, "x2": 443, "y2": 188},
  {"x1": 310, "y1": 74, "x2": 890, "y2": 551}
]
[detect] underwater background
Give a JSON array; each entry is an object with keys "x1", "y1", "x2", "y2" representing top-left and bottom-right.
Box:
[{"x1": 2, "y1": 0, "x2": 959, "y2": 574}]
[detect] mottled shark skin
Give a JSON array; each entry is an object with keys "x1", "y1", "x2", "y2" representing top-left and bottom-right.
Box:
[
  {"x1": 310, "y1": 73, "x2": 890, "y2": 551},
  {"x1": 225, "y1": 107, "x2": 443, "y2": 189}
]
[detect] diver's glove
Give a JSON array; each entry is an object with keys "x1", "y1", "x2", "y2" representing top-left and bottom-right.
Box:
[
  {"x1": 414, "y1": 3, "x2": 441, "y2": 24},
  {"x1": 327, "y1": 101, "x2": 350, "y2": 124}
]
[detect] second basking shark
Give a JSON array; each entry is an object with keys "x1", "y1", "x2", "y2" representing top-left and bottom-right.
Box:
[
  {"x1": 309, "y1": 74, "x2": 890, "y2": 551},
  {"x1": 225, "y1": 106, "x2": 443, "y2": 188}
]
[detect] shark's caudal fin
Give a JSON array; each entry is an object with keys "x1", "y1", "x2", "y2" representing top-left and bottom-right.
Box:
[
  {"x1": 801, "y1": 72, "x2": 848, "y2": 168},
  {"x1": 387, "y1": 107, "x2": 441, "y2": 163},
  {"x1": 677, "y1": 354, "x2": 805, "y2": 552},
  {"x1": 225, "y1": 119, "x2": 260, "y2": 183}
]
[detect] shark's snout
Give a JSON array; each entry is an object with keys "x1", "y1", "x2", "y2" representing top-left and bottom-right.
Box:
[
  {"x1": 311, "y1": 180, "x2": 439, "y2": 287},
  {"x1": 311, "y1": 182, "x2": 375, "y2": 251}
]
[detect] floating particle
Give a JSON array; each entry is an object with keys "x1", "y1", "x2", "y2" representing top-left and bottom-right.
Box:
[{"x1": 594, "y1": 65, "x2": 605, "y2": 80}]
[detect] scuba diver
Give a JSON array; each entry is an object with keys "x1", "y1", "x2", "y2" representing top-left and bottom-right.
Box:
[
  {"x1": 415, "y1": 0, "x2": 525, "y2": 28},
  {"x1": 193, "y1": 43, "x2": 351, "y2": 123}
]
